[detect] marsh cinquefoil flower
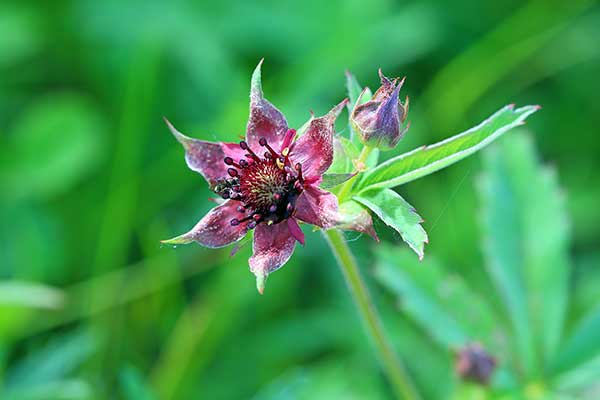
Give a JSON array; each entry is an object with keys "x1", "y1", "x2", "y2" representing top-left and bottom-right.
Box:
[
  {"x1": 162, "y1": 61, "x2": 368, "y2": 293},
  {"x1": 350, "y1": 69, "x2": 409, "y2": 149}
]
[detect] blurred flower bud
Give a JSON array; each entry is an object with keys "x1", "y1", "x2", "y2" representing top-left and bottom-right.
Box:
[
  {"x1": 350, "y1": 69, "x2": 409, "y2": 149},
  {"x1": 455, "y1": 343, "x2": 497, "y2": 385}
]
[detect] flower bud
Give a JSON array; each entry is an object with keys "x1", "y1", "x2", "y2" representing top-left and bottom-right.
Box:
[
  {"x1": 454, "y1": 343, "x2": 497, "y2": 385},
  {"x1": 350, "y1": 69, "x2": 409, "y2": 149}
]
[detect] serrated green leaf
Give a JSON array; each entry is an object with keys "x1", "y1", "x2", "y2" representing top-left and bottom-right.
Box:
[
  {"x1": 478, "y1": 133, "x2": 570, "y2": 377},
  {"x1": 354, "y1": 188, "x2": 427, "y2": 259},
  {"x1": 356, "y1": 105, "x2": 539, "y2": 192}
]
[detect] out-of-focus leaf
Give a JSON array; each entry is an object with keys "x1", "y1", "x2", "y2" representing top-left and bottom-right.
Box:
[
  {"x1": 554, "y1": 354, "x2": 600, "y2": 395},
  {"x1": 374, "y1": 247, "x2": 498, "y2": 349},
  {"x1": 1, "y1": 379, "x2": 91, "y2": 400},
  {"x1": 356, "y1": 105, "x2": 539, "y2": 191},
  {"x1": 0, "y1": 281, "x2": 64, "y2": 310},
  {"x1": 552, "y1": 305, "x2": 600, "y2": 374},
  {"x1": 119, "y1": 365, "x2": 157, "y2": 400},
  {"x1": 478, "y1": 133, "x2": 570, "y2": 377},
  {"x1": 252, "y1": 359, "x2": 386, "y2": 400},
  {"x1": 0, "y1": 5, "x2": 42, "y2": 67},
  {"x1": 0, "y1": 205, "x2": 66, "y2": 282},
  {"x1": 1, "y1": 93, "x2": 107, "y2": 200},
  {"x1": 5, "y1": 330, "x2": 96, "y2": 387},
  {"x1": 355, "y1": 188, "x2": 427, "y2": 259}
]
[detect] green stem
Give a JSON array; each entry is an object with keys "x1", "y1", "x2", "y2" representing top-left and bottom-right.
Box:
[
  {"x1": 323, "y1": 229, "x2": 420, "y2": 400},
  {"x1": 337, "y1": 146, "x2": 374, "y2": 202}
]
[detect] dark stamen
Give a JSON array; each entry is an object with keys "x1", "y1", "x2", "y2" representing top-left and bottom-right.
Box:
[
  {"x1": 295, "y1": 163, "x2": 303, "y2": 181},
  {"x1": 259, "y1": 137, "x2": 281, "y2": 159}
]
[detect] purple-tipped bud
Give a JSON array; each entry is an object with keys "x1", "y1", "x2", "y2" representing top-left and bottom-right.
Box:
[
  {"x1": 350, "y1": 69, "x2": 409, "y2": 150},
  {"x1": 455, "y1": 343, "x2": 497, "y2": 385}
]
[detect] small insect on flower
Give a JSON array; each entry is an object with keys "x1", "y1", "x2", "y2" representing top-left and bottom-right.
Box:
[{"x1": 162, "y1": 60, "x2": 373, "y2": 294}]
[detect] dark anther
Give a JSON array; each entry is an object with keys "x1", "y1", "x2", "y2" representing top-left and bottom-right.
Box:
[
  {"x1": 248, "y1": 221, "x2": 257, "y2": 229},
  {"x1": 221, "y1": 191, "x2": 230, "y2": 199},
  {"x1": 224, "y1": 157, "x2": 234, "y2": 165},
  {"x1": 230, "y1": 218, "x2": 240, "y2": 226},
  {"x1": 239, "y1": 141, "x2": 248, "y2": 150},
  {"x1": 227, "y1": 168, "x2": 238, "y2": 177},
  {"x1": 259, "y1": 137, "x2": 267, "y2": 146},
  {"x1": 269, "y1": 204, "x2": 277, "y2": 213},
  {"x1": 239, "y1": 159, "x2": 249, "y2": 168}
]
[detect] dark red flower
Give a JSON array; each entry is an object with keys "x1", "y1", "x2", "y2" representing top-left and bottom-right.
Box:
[{"x1": 162, "y1": 60, "x2": 350, "y2": 293}]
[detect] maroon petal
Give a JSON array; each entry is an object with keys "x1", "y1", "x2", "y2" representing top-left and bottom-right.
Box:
[
  {"x1": 291, "y1": 98, "x2": 348, "y2": 177},
  {"x1": 164, "y1": 118, "x2": 246, "y2": 186},
  {"x1": 294, "y1": 185, "x2": 338, "y2": 229},
  {"x1": 161, "y1": 201, "x2": 248, "y2": 248},
  {"x1": 249, "y1": 222, "x2": 296, "y2": 294},
  {"x1": 287, "y1": 218, "x2": 305, "y2": 245},
  {"x1": 246, "y1": 60, "x2": 289, "y2": 149}
]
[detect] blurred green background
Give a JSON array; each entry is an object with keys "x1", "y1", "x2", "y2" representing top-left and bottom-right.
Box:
[{"x1": 1, "y1": 0, "x2": 599, "y2": 399}]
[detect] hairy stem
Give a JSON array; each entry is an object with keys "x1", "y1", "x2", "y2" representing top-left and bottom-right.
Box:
[{"x1": 323, "y1": 229, "x2": 420, "y2": 400}]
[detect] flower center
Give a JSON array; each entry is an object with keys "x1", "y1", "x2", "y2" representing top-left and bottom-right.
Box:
[{"x1": 215, "y1": 130, "x2": 303, "y2": 229}]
